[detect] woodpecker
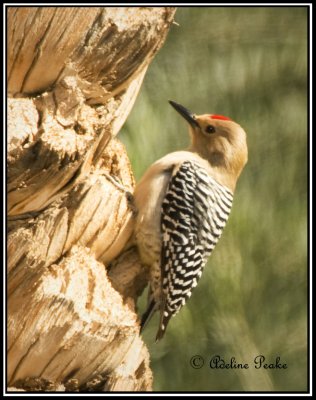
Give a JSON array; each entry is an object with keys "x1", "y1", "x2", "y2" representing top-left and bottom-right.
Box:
[{"x1": 134, "y1": 100, "x2": 248, "y2": 341}]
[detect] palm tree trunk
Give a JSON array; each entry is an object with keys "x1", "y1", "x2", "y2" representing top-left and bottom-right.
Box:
[{"x1": 7, "y1": 6, "x2": 176, "y2": 392}]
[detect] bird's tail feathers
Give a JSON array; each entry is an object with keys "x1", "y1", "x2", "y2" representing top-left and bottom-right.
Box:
[
  {"x1": 155, "y1": 297, "x2": 172, "y2": 342},
  {"x1": 155, "y1": 310, "x2": 172, "y2": 342},
  {"x1": 140, "y1": 299, "x2": 156, "y2": 334}
]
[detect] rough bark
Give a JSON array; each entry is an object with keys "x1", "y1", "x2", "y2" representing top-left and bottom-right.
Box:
[{"x1": 7, "y1": 6, "x2": 176, "y2": 392}]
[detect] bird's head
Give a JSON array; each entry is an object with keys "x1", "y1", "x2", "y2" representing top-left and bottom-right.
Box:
[{"x1": 169, "y1": 100, "x2": 248, "y2": 189}]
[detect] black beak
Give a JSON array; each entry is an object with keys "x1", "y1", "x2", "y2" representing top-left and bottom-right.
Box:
[{"x1": 169, "y1": 100, "x2": 199, "y2": 128}]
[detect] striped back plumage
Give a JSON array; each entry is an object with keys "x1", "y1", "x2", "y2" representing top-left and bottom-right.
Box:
[{"x1": 157, "y1": 160, "x2": 233, "y2": 339}]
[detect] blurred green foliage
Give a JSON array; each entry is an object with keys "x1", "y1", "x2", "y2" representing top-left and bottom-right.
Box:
[{"x1": 120, "y1": 7, "x2": 308, "y2": 392}]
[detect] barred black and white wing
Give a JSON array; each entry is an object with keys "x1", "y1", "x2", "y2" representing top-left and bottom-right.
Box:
[{"x1": 156, "y1": 160, "x2": 234, "y2": 340}]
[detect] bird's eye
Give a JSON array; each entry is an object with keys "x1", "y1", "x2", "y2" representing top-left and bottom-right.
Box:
[{"x1": 205, "y1": 125, "x2": 216, "y2": 134}]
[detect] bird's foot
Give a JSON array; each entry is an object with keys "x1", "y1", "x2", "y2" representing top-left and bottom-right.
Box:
[{"x1": 103, "y1": 173, "x2": 138, "y2": 216}]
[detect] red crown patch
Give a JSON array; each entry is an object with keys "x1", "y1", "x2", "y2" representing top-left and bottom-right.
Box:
[{"x1": 210, "y1": 114, "x2": 232, "y2": 121}]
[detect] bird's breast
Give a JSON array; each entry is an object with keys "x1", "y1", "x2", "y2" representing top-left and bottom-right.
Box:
[{"x1": 134, "y1": 165, "x2": 173, "y2": 266}]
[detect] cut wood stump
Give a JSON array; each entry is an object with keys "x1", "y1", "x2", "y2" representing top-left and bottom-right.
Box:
[{"x1": 7, "y1": 6, "x2": 176, "y2": 392}]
